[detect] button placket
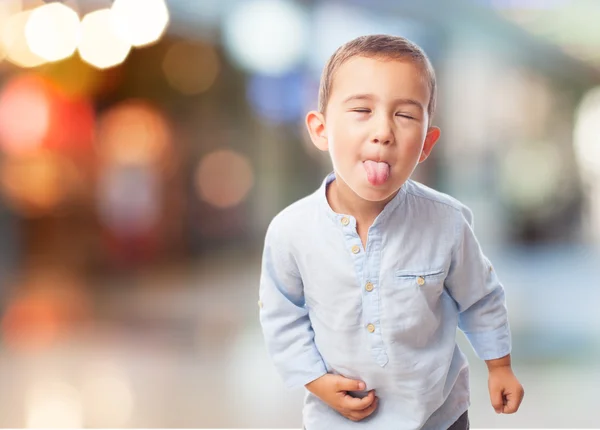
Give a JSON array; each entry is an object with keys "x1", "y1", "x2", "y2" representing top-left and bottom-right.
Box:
[{"x1": 360, "y1": 228, "x2": 388, "y2": 367}]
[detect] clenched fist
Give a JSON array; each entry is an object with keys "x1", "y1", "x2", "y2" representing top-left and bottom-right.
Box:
[{"x1": 306, "y1": 374, "x2": 378, "y2": 422}]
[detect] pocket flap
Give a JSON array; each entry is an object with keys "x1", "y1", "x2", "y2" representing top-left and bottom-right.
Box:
[{"x1": 395, "y1": 268, "x2": 445, "y2": 278}]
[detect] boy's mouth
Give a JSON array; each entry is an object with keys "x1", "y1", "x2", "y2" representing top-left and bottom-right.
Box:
[{"x1": 363, "y1": 160, "x2": 390, "y2": 186}]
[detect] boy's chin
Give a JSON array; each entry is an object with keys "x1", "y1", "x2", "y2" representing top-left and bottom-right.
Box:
[{"x1": 354, "y1": 184, "x2": 399, "y2": 203}]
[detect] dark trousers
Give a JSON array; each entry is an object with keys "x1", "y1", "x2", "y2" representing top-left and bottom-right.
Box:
[
  {"x1": 447, "y1": 411, "x2": 469, "y2": 430},
  {"x1": 303, "y1": 410, "x2": 469, "y2": 429}
]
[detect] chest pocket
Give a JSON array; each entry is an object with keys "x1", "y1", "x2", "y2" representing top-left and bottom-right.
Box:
[
  {"x1": 395, "y1": 268, "x2": 446, "y2": 292},
  {"x1": 382, "y1": 267, "x2": 447, "y2": 342}
]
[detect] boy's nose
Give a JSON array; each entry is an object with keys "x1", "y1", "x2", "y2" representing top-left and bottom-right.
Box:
[
  {"x1": 371, "y1": 128, "x2": 394, "y2": 145},
  {"x1": 371, "y1": 136, "x2": 393, "y2": 145},
  {"x1": 371, "y1": 117, "x2": 395, "y2": 145}
]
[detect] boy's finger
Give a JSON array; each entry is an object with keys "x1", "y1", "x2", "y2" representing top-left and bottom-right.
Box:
[
  {"x1": 489, "y1": 387, "x2": 504, "y2": 414},
  {"x1": 357, "y1": 392, "x2": 378, "y2": 411},
  {"x1": 503, "y1": 389, "x2": 524, "y2": 414},
  {"x1": 334, "y1": 376, "x2": 366, "y2": 392},
  {"x1": 352, "y1": 396, "x2": 379, "y2": 420},
  {"x1": 343, "y1": 390, "x2": 375, "y2": 410}
]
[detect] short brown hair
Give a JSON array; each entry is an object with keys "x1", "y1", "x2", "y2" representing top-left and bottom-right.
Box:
[{"x1": 318, "y1": 34, "x2": 437, "y2": 121}]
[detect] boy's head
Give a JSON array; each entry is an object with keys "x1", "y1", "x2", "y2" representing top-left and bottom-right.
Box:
[{"x1": 306, "y1": 34, "x2": 441, "y2": 203}]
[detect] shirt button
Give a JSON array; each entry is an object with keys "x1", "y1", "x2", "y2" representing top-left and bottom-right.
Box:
[
  {"x1": 258, "y1": 300, "x2": 263, "y2": 308},
  {"x1": 365, "y1": 282, "x2": 374, "y2": 292},
  {"x1": 367, "y1": 323, "x2": 375, "y2": 333},
  {"x1": 416, "y1": 276, "x2": 425, "y2": 286},
  {"x1": 341, "y1": 217, "x2": 350, "y2": 226},
  {"x1": 351, "y1": 245, "x2": 360, "y2": 254}
]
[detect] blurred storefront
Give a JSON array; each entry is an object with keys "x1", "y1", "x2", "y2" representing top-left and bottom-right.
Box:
[{"x1": 0, "y1": 0, "x2": 598, "y2": 427}]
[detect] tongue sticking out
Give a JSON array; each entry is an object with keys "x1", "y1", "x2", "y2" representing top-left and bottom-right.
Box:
[{"x1": 363, "y1": 160, "x2": 390, "y2": 186}]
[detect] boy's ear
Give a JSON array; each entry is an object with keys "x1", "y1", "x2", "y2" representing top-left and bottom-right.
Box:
[
  {"x1": 419, "y1": 126, "x2": 441, "y2": 163},
  {"x1": 305, "y1": 111, "x2": 328, "y2": 151}
]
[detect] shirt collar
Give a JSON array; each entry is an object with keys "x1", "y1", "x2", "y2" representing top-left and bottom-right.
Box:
[{"x1": 318, "y1": 171, "x2": 407, "y2": 226}]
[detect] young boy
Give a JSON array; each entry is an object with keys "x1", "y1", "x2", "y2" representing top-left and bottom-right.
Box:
[{"x1": 258, "y1": 34, "x2": 524, "y2": 429}]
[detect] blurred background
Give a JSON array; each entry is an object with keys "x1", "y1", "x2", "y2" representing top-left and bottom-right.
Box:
[{"x1": 0, "y1": 0, "x2": 598, "y2": 427}]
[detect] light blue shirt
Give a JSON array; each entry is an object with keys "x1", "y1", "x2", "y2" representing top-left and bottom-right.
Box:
[{"x1": 259, "y1": 172, "x2": 511, "y2": 429}]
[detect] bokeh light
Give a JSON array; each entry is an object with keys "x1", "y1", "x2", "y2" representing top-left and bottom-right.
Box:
[
  {"x1": 25, "y1": 2, "x2": 80, "y2": 62},
  {"x1": 499, "y1": 141, "x2": 563, "y2": 212},
  {"x1": 0, "y1": 75, "x2": 50, "y2": 155},
  {"x1": 78, "y1": 8, "x2": 131, "y2": 70},
  {"x1": 111, "y1": 0, "x2": 169, "y2": 47},
  {"x1": 574, "y1": 86, "x2": 600, "y2": 175},
  {"x1": 223, "y1": 0, "x2": 309, "y2": 76},
  {"x1": 2, "y1": 9, "x2": 46, "y2": 68},
  {"x1": 574, "y1": 86, "x2": 600, "y2": 241},
  {"x1": 246, "y1": 71, "x2": 307, "y2": 124},
  {"x1": 25, "y1": 380, "x2": 83, "y2": 428},
  {"x1": 0, "y1": 151, "x2": 82, "y2": 217},
  {"x1": 1, "y1": 295, "x2": 61, "y2": 351},
  {"x1": 0, "y1": 0, "x2": 22, "y2": 23},
  {"x1": 96, "y1": 100, "x2": 172, "y2": 166},
  {"x1": 0, "y1": 0, "x2": 22, "y2": 63},
  {"x1": 1, "y1": 269, "x2": 90, "y2": 351},
  {"x1": 95, "y1": 100, "x2": 169, "y2": 240},
  {"x1": 0, "y1": 74, "x2": 95, "y2": 157},
  {"x1": 195, "y1": 149, "x2": 254, "y2": 208},
  {"x1": 162, "y1": 41, "x2": 220, "y2": 95},
  {"x1": 97, "y1": 164, "x2": 161, "y2": 237},
  {"x1": 40, "y1": 55, "x2": 106, "y2": 98}
]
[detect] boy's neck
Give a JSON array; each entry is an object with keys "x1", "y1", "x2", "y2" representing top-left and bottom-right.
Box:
[{"x1": 327, "y1": 176, "x2": 397, "y2": 226}]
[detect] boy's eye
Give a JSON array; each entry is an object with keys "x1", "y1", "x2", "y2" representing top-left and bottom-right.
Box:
[
  {"x1": 351, "y1": 108, "x2": 371, "y2": 113},
  {"x1": 396, "y1": 113, "x2": 415, "y2": 120}
]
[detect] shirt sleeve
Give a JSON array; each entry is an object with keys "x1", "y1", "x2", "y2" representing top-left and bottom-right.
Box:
[
  {"x1": 444, "y1": 205, "x2": 512, "y2": 361},
  {"x1": 258, "y1": 216, "x2": 327, "y2": 389}
]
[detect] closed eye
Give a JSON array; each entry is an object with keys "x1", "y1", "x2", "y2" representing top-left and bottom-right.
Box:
[
  {"x1": 396, "y1": 113, "x2": 415, "y2": 119},
  {"x1": 351, "y1": 108, "x2": 371, "y2": 113}
]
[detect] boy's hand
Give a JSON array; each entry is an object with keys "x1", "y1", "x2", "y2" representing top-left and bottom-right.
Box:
[
  {"x1": 305, "y1": 374, "x2": 378, "y2": 422},
  {"x1": 487, "y1": 365, "x2": 524, "y2": 414}
]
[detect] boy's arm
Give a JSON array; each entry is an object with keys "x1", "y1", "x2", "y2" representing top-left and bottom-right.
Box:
[
  {"x1": 444, "y1": 205, "x2": 511, "y2": 361},
  {"x1": 445, "y1": 206, "x2": 524, "y2": 414},
  {"x1": 258, "y1": 219, "x2": 327, "y2": 389}
]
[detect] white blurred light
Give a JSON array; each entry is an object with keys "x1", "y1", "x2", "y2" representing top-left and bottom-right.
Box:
[
  {"x1": 0, "y1": 0, "x2": 21, "y2": 19},
  {"x1": 574, "y1": 87, "x2": 600, "y2": 241},
  {"x1": 112, "y1": 0, "x2": 169, "y2": 47},
  {"x1": 574, "y1": 87, "x2": 600, "y2": 175},
  {"x1": 26, "y1": 379, "x2": 83, "y2": 428},
  {"x1": 2, "y1": 10, "x2": 46, "y2": 68},
  {"x1": 25, "y1": 3, "x2": 80, "y2": 62},
  {"x1": 78, "y1": 9, "x2": 131, "y2": 69},
  {"x1": 0, "y1": 0, "x2": 22, "y2": 63},
  {"x1": 223, "y1": 0, "x2": 309, "y2": 76}
]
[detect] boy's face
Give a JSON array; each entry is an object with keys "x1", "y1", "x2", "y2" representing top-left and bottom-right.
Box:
[{"x1": 307, "y1": 56, "x2": 440, "y2": 203}]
